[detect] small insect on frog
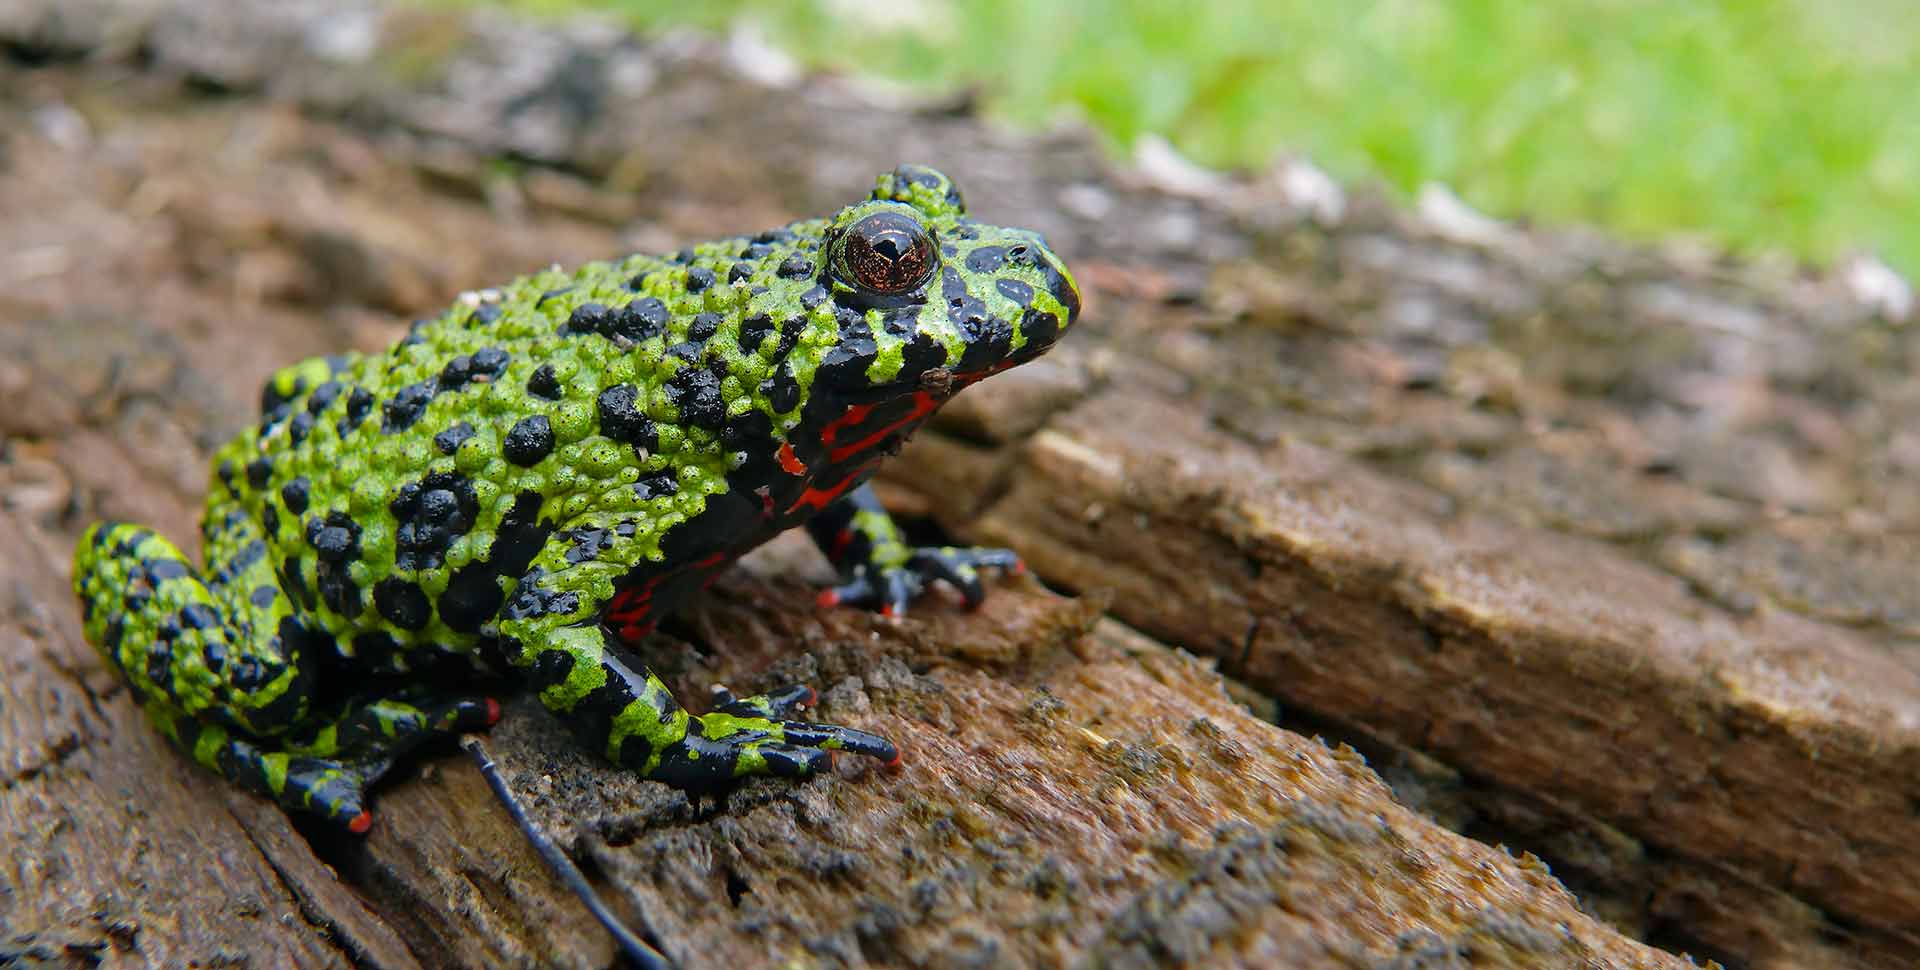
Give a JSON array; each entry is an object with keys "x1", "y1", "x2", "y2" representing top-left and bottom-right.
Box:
[{"x1": 73, "y1": 165, "x2": 1080, "y2": 832}]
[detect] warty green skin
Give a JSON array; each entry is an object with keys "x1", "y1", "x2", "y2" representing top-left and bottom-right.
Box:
[{"x1": 71, "y1": 166, "x2": 1080, "y2": 831}]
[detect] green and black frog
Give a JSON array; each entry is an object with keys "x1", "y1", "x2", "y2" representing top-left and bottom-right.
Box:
[{"x1": 72, "y1": 165, "x2": 1079, "y2": 832}]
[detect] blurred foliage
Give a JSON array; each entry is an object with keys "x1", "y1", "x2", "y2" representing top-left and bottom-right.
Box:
[{"x1": 448, "y1": 0, "x2": 1919, "y2": 273}]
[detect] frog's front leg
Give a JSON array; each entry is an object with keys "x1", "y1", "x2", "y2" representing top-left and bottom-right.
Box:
[
  {"x1": 806, "y1": 483, "x2": 1024, "y2": 616},
  {"x1": 495, "y1": 520, "x2": 898, "y2": 789}
]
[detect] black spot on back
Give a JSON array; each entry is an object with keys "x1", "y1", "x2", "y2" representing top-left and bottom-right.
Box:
[
  {"x1": 665, "y1": 365, "x2": 726, "y2": 431},
  {"x1": 374, "y1": 577, "x2": 433, "y2": 631},
  {"x1": 965, "y1": 247, "x2": 1007, "y2": 273},
  {"x1": 434, "y1": 422, "x2": 476, "y2": 455},
  {"x1": 280, "y1": 477, "x2": 311, "y2": 515},
  {"x1": 526, "y1": 364, "x2": 563, "y2": 400},
  {"x1": 503, "y1": 415, "x2": 555, "y2": 466},
  {"x1": 382, "y1": 379, "x2": 437, "y2": 433},
  {"x1": 340, "y1": 386, "x2": 374, "y2": 435},
  {"x1": 596, "y1": 385, "x2": 657, "y2": 450},
  {"x1": 439, "y1": 491, "x2": 551, "y2": 633},
  {"x1": 391, "y1": 471, "x2": 479, "y2": 571}
]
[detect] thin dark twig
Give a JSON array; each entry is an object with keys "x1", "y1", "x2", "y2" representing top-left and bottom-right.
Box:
[{"x1": 462, "y1": 736, "x2": 674, "y2": 970}]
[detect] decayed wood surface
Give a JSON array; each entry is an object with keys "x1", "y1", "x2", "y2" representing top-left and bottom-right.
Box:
[{"x1": 2, "y1": 2, "x2": 1916, "y2": 968}]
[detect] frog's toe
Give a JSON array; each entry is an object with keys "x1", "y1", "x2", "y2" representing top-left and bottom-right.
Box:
[
  {"x1": 773, "y1": 720, "x2": 897, "y2": 764},
  {"x1": 648, "y1": 711, "x2": 899, "y2": 789},
  {"x1": 910, "y1": 546, "x2": 1023, "y2": 608},
  {"x1": 818, "y1": 567, "x2": 919, "y2": 617},
  {"x1": 710, "y1": 683, "x2": 816, "y2": 720}
]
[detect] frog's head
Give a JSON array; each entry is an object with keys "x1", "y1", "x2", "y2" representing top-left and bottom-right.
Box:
[{"x1": 804, "y1": 165, "x2": 1080, "y2": 403}]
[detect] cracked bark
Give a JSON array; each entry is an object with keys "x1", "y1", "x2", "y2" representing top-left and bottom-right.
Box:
[{"x1": 2, "y1": 2, "x2": 1914, "y2": 968}]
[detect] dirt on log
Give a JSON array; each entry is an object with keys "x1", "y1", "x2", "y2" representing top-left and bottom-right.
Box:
[{"x1": 2, "y1": 3, "x2": 1915, "y2": 969}]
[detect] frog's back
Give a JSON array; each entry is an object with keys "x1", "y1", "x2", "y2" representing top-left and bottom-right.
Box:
[{"x1": 217, "y1": 222, "x2": 832, "y2": 665}]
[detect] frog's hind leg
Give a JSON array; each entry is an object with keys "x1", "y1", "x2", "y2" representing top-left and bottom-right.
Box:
[
  {"x1": 72, "y1": 514, "x2": 495, "y2": 830},
  {"x1": 139, "y1": 687, "x2": 499, "y2": 831},
  {"x1": 72, "y1": 519, "x2": 315, "y2": 736}
]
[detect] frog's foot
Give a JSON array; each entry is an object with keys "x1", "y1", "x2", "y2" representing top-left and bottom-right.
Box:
[
  {"x1": 818, "y1": 546, "x2": 1025, "y2": 616},
  {"x1": 647, "y1": 702, "x2": 900, "y2": 789}
]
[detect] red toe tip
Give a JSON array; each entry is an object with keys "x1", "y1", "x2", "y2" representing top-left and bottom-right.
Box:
[
  {"x1": 880, "y1": 604, "x2": 898, "y2": 618},
  {"x1": 817, "y1": 589, "x2": 839, "y2": 607},
  {"x1": 484, "y1": 698, "x2": 502, "y2": 725},
  {"x1": 1012, "y1": 561, "x2": 1028, "y2": 575},
  {"x1": 802, "y1": 686, "x2": 818, "y2": 706},
  {"x1": 882, "y1": 749, "x2": 904, "y2": 770},
  {"x1": 347, "y1": 811, "x2": 373, "y2": 834}
]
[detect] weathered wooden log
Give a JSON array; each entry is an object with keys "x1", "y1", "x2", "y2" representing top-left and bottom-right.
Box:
[{"x1": 2, "y1": 2, "x2": 1914, "y2": 968}]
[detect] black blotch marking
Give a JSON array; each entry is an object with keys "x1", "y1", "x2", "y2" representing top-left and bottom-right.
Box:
[
  {"x1": 665, "y1": 365, "x2": 726, "y2": 431},
  {"x1": 305, "y1": 511, "x2": 363, "y2": 618},
  {"x1": 1040, "y1": 259, "x2": 1080, "y2": 319},
  {"x1": 773, "y1": 316, "x2": 805, "y2": 360},
  {"x1": 147, "y1": 559, "x2": 191, "y2": 582},
  {"x1": 437, "y1": 347, "x2": 510, "y2": 390},
  {"x1": 281, "y1": 555, "x2": 313, "y2": 610},
  {"x1": 899, "y1": 330, "x2": 949, "y2": 384},
  {"x1": 339, "y1": 386, "x2": 374, "y2": 435},
  {"x1": 596, "y1": 385, "x2": 658, "y2": 450},
  {"x1": 469, "y1": 302, "x2": 504, "y2": 326},
  {"x1": 391, "y1": 471, "x2": 479, "y2": 571},
  {"x1": 306, "y1": 381, "x2": 343, "y2": 415},
  {"x1": 374, "y1": 577, "x2": 433, "y2": 631},
  {"x1": 685, "y1": 267, "x2": 715, "y2": 293},
  {"x1": 627, "y1": 273, "x2": 650, "y2": 291},
  {"x1": 611, "y1": 298, "x2": 670, "y2": 342},
  {"x1": 526, "y1": 644, "x2": 575, "y2": 691},
  {"x1": 633, "y1": 471, "x2": 679, "y2": 501},
  {"x1": 382, "y1": 379, "x2": 437, "y2": 433},
  {"x1": 760, "y1": 363, "x2": 802, "y2": 413},
  {"x1": 965, "y1": 247, "x2": 1007, "y2": 273},
  {"x1": 434, "y1": 421, "x2": 476, "y2": 455},
  {"x1": 672, "y1": 249, "x2": 695, "y2": 265},
  {"x1": 728, "y1": 262, "x2": 754, "y2": 284},
  {"x1": 438, "y1": 492, "x2": 551, "y2": 634},
  {"x1": 564, "y1": 302, "x2": 609, "y2": 337},
  {"x1": 178, "y1": 603, "x2": 219, "y2": 631},
  {"x1": 280, "y1": 477, "x2": 311, "y2": 515},
  {"x1": 777, "y1": 254, "x2": 813, "y2": 279},
  {"x1": 501, "y1": 567, "x2": 581, "y2": 621},
  {"x1": 287, "y1": 412, "x2": 315, "y2": 447},
  {"x1": 503, "y1": 415, "x2": 555, "y2": 466},
  {"x1": 250, "y1": 585, "x2": 280, "y2": 610},
  {"x1": 1021, "y1": 307, "x2": 1062, "y2": 351},
  {"x1": 527, "y1": 363, "x2": 563, "y2": 400},
  {"x1": 801, "y1": 285, "x2": 830, "y2": 311},
  {"x1": 536, "y1": 286, "x2": 576, "y2": 308},
  {"x1": 754, "y1": 228, "x2": 796, "y2": 245},
  {"x1": 217, "y1": 460, "x2": 238, "y2": 497},
  {"x1": 245, "y1": 459, "x2": 273, "y2": 491},
  {"x1": 996, "y1": 278, "x2": 1035, "y2": 307},
  {"x1": 738, "y1": 313, "x2": 774, "y2": 355},
  {"x1": 306, "y1": 511, "x2": 361, "y2": 564},
  {"x1": 562, "y1": 526, "x2": 617, "y2": 564},
  {"x1": 260, "y1": 505, "x2": 280, "y2": 542},
  {"x1": 816, "y1": 336, "x2": 879, "y2": 387},
  {"x1": 688, "y1": 312, "x2": 721, "y2": 343},
  {"x1": 658, "y1": 487, "x2": 758, "y2": 563}
]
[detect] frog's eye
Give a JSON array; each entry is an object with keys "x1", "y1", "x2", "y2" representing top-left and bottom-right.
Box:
[{"x1": 836, "y1": 210, "x2": 936, "y2": 296}]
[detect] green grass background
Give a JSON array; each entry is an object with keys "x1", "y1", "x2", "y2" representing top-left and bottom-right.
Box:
[{"x1": 454, "y1": 0, "x2": 1918, "y2": 275}]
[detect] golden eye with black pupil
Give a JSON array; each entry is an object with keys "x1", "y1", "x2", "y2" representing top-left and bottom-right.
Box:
[{"x1": 837, "y1": 210, "x2": 936, "y2": 296}]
